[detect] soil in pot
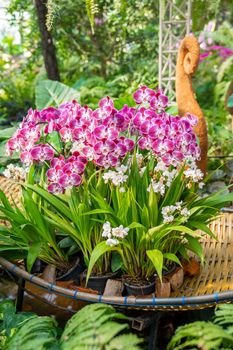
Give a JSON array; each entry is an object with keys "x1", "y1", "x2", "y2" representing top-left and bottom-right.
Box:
[
  {"x1": 56, "y1": 256, "x2": 85, "y2": 281},
  {"x1": 123, "y1": 276, "x2": 155, "y2": 296},
  {"x1": 82, "y1": 271, "x2": 119, "y2": 294}
]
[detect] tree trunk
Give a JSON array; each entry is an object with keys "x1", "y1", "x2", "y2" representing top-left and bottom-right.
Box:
[{"x1": 35, "y1": 0, "x2": 60, "y2": 81}]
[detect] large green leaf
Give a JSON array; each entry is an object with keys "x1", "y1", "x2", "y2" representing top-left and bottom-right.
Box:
[
  {"x1": 163, "y1": 253, "x2": 181, "y2": 266},
  {"x1": 227, "y1": 94, "x2": 233, "y2": 108},
  {"x1": 107, "y1": 334, "x2": 143, "y2": 350},
  {"x1": 27, "y1": 242, "x2": 43, "y2": 272},
  {"x1": 5, "y1": 316, "x2": 58, "y2": 350},
  {"x1": 60, "y1": 303, "x2": 141, "y2": 350},
  {"x1": 188, "y1": 221, "x2": 217, "y2": 239},
  {"x1": 35, "y1": 80, "x2": 80, "y2": 110},
  {"x1": 86, "y1": 241, "x2": 119, "y2": 283},
  {"x1": 0, "y1": 126, "x2": 16, "y2": 141},
  {"x1": 25, "y1": 184, "x2": 73, "y2": 220},
  {"x1": 185, "y1": 235, "x2": 204, "y2": 263},
  {"x1": 0, "y1": 300, "x2": 36, "y2": 337},
  {"x1": 165, "y1": 225, "x2": 199, "y2": 237},
  {"x1": 146, "y1": 249, "x2": 163, "y2": 281},
  {"x1": 127, "y1": 222, "x2": 146, "y2": 230},
  {"x1": 167, "y1": 321, "x2": 233, "y2": 350}
]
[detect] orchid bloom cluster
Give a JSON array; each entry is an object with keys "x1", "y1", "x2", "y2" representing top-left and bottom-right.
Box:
[
  {"x1": 102, "y1": 221, "x2": 129, "y2": 246},
  {"x1": 147, "y1": 161, "x2": 178, "y2": 196},
  {"x1": 102, "y1": 165, "x2": 128, "y2": 189},
  {"x1": 6, "y1": 85, "x2": 201, "y2": 193},
  {"x1": 161, "y1": 201, "x2": 191, "y2": 224},
  {"x1": 3, "y1": 164, "x2": 29, "y2": 181}
]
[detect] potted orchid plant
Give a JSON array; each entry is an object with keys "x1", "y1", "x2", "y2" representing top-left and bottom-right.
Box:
[{"x1": 2, "y1": 85, "x2": 233, "y2": 294}]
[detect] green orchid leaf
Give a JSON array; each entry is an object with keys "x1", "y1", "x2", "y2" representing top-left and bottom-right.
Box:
[
  {"x1": 58, "y1": 237, "x2": 75, "y2": 249},
  {"x1": 148, "y1": 188, "x2": 158, "y2": 227},
  {"x1": 81, "y1": 209, "x2": 113, "y2": 216},
  {"x1": 185, "y1": 235, "x2": 204, "y2": 263},
  {"x1": 163, "y1": 253, "x2": 182, "y2": 266},
  {"x1": 146, "y1": 249, "x2": 163, "y2": 281},
  {"x1": 111, "y1": 252, "x2": 123, "y2": 272},
  {"x1": 166, "y1": 225, "x2": 199, "y2": 237},
  {"x1": 141, "y1": 205, "x2": 150, "y2": 227},
  {"x1": 127, "y1": 222, "x2": 146, "y2": 230},
  {"x1": 148, "y1": 224, "x2": 165, "y2": 236},
  {"x1": 0, "y1": 190, "x2": 15, "y2": 212},
  {"x1": 25, "y1": 184, "x2": 72, "y2": 220},
  {"x1": 27, "y1": 242, "x2": 43, "y2": 272},
  {"x1": 86, "y1": 241, "x2": 119, "y2": 284},
  {"x1": 188, "y1": 221, "x2": 217, "y2": 239}
]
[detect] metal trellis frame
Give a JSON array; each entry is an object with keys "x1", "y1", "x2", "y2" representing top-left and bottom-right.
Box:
[{"x1": 159, "y1": 0, "x2": 192, "y2": 102}]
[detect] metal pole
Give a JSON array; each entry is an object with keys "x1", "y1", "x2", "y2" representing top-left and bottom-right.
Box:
[
  {"x1": 158, "y1": 0, "x2": 192, "y2": 102},
  {"x1": 187, "y1": 0, "x2": 192, "y2": 34}
]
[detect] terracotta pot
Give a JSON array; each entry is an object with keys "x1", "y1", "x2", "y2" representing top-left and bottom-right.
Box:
[{"x1": 82, "y1": 271, "x2": 119, "y2": 294}]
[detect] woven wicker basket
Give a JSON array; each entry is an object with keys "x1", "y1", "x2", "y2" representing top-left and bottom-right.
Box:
[
  {"x1": 0, "y1": 176, "x2": 233, "y2": 311},
  {"x1": 0, "y1": 176, "x2": 21, "y2": 206}
]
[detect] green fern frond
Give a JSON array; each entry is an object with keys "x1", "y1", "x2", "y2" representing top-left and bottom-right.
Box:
[
  {"x1": 214, "y1": 304, "x2": 233, "y2": 330},
  {"x1": 86, "y1": 0, "x2": 99, "y2": 34},
  {"x1": 107, "y1": 333, "x2": 143, "y2": 350},
  {"x1": 0, "y1": 302, "x2": 142, "y2": 350},
  {"x1": 60, "y1": 303, "x2": 143, "y2": 350},
  {"x1": 167, "y1": 321, "x2": 233, "y2": 350},
  {"x1": 168, "y1": 304, "x2": 233, "y2": 350},
  {"x1": 4, "y1": 316, "x2": 58, "y2": 350}
]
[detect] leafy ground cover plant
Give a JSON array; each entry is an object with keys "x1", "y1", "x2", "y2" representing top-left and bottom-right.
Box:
[
  {"x1": 168, "y1": 304, "x2": 233, "y2": 350},
  {"x1": 0, "y1": 301, "x2": 143, "y2": 350},
  {"x1": 3, "y1": 85, "x2": 233, "y2": 284}
]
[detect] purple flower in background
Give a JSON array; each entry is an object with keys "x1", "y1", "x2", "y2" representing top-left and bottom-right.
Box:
[{"x1": 198, "y1": 21, "x2": 233, "y2": 62}]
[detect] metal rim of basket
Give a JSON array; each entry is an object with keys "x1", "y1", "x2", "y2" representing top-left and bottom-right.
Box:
[{"x1": 1, "y1": 257, "x2": 233, "y2": 311}]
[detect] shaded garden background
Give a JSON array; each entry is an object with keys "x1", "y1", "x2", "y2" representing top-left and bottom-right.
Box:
[{"x1": 0, "y1": 0, "x2": 232, "y2": 163}]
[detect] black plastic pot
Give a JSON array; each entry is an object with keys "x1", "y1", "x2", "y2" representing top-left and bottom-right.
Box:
[
  {"x1": 82, "y1": 271, "x2": 119, "y2": 294},
  {"x1": 57, "y1": 256, "x2": 85, "y2": 281},
  {"x1": 163, "y1": 263, "x2": 177, "y2": 277},
  {"x1": 24, "y1": 258, "x2": 46, "y2": 274},
  {"x1": 124, "y1": 280, "x2": 155, "y2": 296}
]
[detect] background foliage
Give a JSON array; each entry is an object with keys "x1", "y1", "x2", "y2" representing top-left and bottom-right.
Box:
[{"x1": 0, "y1": 0, "x2": 232, "y2": 162}]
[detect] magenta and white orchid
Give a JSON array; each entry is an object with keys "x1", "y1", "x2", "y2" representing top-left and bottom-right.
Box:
[
  {"x1": 6, "y1": 86, "x2": 201, "y2": 193},
  {"x1": 6, "y1": 85, "x2": 233, "y2": 284}
]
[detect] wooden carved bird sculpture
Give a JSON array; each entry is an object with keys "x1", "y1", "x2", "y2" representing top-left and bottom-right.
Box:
[{"x1": 176, "y1": 35, "x2": 208, "y2": 174}]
